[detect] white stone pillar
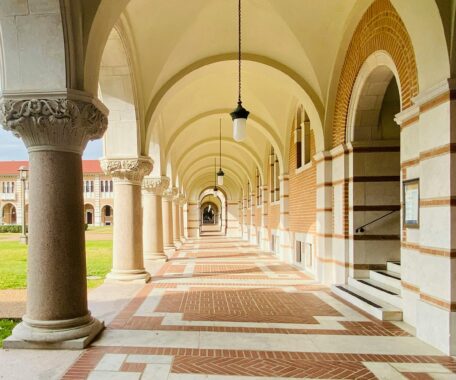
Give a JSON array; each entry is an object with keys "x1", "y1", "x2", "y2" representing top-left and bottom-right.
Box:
[
  {"x1": 178, "y1": 195, "x2": 186, "y2": 242},
  {"x1": 0, "y1": 96, "x2": 106, "y2": 348},
  {"x1": 101, "y1": 157, "x2": 153, "y2": 282},
  {"x1": 260, "y1": 185, "x2": 269, "y2": 251},
  {"x1": 242, "y1": 197, "x2": 248, "y2": 240},
  {"x1": 142, "y1": 176, "x2": 169, "y2": 262},
  {"x1": 162, "y1": 190, "x2": 175, "y2": 250},
  {"x1": 315, "y1": 152, "x2": 334, "y2": 284},
  {"x1": 172, "y1": 188, "x2": 181, "y2": 247},
  {"x1": 278, "y1": 175, "x2": 292, "y2": 263},
  {"x1": 249, "y1": 192, "x2": 256, "y2": 244},
  {"x1": 187, "y1": 202, "x2": 200, "y2": 238}
]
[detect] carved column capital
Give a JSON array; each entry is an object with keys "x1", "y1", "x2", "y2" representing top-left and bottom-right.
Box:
[
  {"x1": 142, "y1": 176, "x2": 170, "y2": 196},
  {"x1": 0, "y1": 95, "x2": 108, "y2": 154},
  {"x1": 178, "y1": 194, "x2": 187, "y2": 206},
  {"x1": 100, "y1": 157, "x2": 153, "y2": 185},
  {"x1": 162, "y1": 189, "x2": 174, "y2": 201}
]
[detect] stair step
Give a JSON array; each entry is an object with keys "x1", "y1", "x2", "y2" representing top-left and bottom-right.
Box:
[
  {"x1": 387, "y1": 261, "x2": 401, "y2": 275},
  {"x1": 370, "y1": 270, "x2": 401, "y2": 289},
  {"x1": 348, "y1": 277, "x2": 402, "y2": 308},
  {"x1": 332, "y1": 284, "x2": 403, "y2": 321}
]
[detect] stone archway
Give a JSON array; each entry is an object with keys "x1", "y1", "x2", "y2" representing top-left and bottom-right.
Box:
[
  {"x1": 201, "y1": 202, "x2": 219, "y2": 225},
  {"x1": 84, "y1": 204, "x2": 95, "y2": 225},
  {"x1": 101, "y1": 205, "x2": 114, "y2": 226},
  {"x1": 347, "y1": 57, "x2": 401, "y2": 278},
  {"x1": 2, "y1": 203, "x2": 16, "y2": 225}
]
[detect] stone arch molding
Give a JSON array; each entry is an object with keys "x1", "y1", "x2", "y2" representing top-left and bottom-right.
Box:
[
  {"x1": 332, "y1": 0, "x2": 418, "y2": 147},
  {"x1": 346, "y1": 51, "x2": 400, "y2": 143}
]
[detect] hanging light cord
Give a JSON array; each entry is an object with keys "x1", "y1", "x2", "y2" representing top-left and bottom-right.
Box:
[
  {"x1": 238, "y1": 0, "x2": 242, "y2": 103},
  {"x1": 219, "y1": 119, "x2": 222, "y2": 169}
]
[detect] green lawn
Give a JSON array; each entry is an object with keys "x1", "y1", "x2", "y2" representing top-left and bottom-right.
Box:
[
  {"x1": 0, "y1": 319, "x2": 19, "y2": 347},
  {"x1": 0, "y1": 238, "x2": 112, "y2": 289},
  {"x1": 0, "y1": 231, "x2": 113, "y2": 346}
]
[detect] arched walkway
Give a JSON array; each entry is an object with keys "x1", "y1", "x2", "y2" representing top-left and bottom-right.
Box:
[{"x1": 59, "y1": 236, "x2": 454, "y2": 379}]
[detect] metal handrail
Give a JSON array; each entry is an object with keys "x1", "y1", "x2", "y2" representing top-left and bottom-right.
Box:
[{"x1": 355, "y1": 210, "x2": 398, "y2": 233}]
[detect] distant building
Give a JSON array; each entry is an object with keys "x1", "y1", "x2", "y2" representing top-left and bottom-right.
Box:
[{"x1": 0, "y1": 160, "x2": 114, "y2": 226}]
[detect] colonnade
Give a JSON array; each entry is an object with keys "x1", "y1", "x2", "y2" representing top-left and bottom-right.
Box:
[{"x1": 0, "y1": 95, "x2": 188, "y2": 349}]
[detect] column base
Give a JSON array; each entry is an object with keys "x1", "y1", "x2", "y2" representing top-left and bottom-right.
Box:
[
  {"x1": 105, "y1": 269, "x2": 151, "y2": 283},
  {"x1": 144, "y1": 252, "x2": 168, "y2": 262},
  {"x1": 3, "y1": 313, "x2": 104, "y2": 350},
  {"x1": 174, "y1": 240, "x2": 183, "y2": 249}
]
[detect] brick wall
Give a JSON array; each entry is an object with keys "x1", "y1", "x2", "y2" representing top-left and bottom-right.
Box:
[
  {"x1": 288, "y1": 130, "x2": 317, "y2": 233},
  {"x1": 332, "y1": 0, "x2": 418, "y2": 147}
]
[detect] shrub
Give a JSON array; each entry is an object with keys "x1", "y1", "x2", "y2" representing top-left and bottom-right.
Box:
[{"x1": 0, "y1": 225, "x2": 27, "y2": 233}]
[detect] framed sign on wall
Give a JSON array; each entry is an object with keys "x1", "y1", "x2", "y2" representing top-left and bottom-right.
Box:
[{"x1": 403, "y1": 179, "x2": 419, "y2": 228}]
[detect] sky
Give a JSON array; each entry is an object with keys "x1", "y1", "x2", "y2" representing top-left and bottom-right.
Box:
[{"x1": 0, "y1": 129, "x2": 103, "y2": 160}]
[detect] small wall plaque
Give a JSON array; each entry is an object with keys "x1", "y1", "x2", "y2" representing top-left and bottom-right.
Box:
[{"x1": 403, "y1": 179, "x2": 419, "y2": 227}]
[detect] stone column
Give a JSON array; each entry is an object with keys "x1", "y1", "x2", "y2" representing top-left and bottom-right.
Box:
[
  {"x1": 249, "y1": 191, "x2": 256, "y2": 244},
  {"x1": 278, "y1": 174, "x2": 292, "y2": 263},
  {"x1": 0, "y1": 96, "x2": 107, "y2": 348},
  {"x1": 162, "y1": 190, "x2": 175, "y2": 250},
  {"x1": 101, "y1": 157, "x2": 153, "y2": 282},
  {"x1": 172, "y1": 188, "x2": 181, "y2": 247},
  {"x1": 260, "y1": 185, "x2": 269, "y2": 251},
  {"x1": 179, "y1": 195, "x2": 186, "y2": 242},
  {"x1": 186, "y1": 202, "x2": 199, "y2": 238},
  {"x1": 142, "y1": 176, "x2": 169, "y2": 262}
]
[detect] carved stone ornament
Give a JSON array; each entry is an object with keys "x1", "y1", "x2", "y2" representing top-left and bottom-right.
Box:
[
  {"x1": 143, "y1": 176, "x2": 170, "y2": 196},
  {"x1": 0, "y1": 98, "x2": 108, "y2": 154},
  {"x1": 178, "y1": 194, "x2": 187, "y2": 206},
  {"x1": 100, "y1": 157, "x2": 153, "y2": 184},
  {"x1": 162, "y1": 189, "x2": 174, "y2": 201}
]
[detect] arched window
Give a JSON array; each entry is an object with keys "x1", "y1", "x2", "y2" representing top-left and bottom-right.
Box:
[
  {"x1": 269, "y1": 147, "x2": 280, "y2": 202},
  {"x1": 303, "y1": 112, "x2": 311, "y2": 165},
  {"x1": 100, "y1": 180, "x2": 104, "y2": 192},
  {"x1": 295, "y1": 106, "x2": 303, "y2": 169},
  {"x1": 109, "y1": 180, "x2": 113, "y2": 192}
]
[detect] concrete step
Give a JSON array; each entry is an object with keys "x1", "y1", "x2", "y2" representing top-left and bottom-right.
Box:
[
  {"x1": 370, "y1": 269, "x2": 401, "y2": 289},
  {"x1": 332, "y1": 284, "x2": 403, "y2": 321},
  {"x1": 387, "y1": 261, "x2": 401, "y2": 275},
  {"x1": 348, "y1": 277, "x2": 402, "y2": 308}
]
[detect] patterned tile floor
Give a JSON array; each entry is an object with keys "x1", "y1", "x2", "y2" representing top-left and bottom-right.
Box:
[{"x1": 63, "y1": 237, "x2": 456, "y2": 379}]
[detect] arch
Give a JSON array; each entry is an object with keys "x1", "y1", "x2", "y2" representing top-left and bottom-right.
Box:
[
  {"x1": 180, "y1": 154, "x2": 253, "y2": 187},
  {"x1": 101, "y1": 205, "x2": 114, "y2": 226},
  {"x1": 163, "y1": 109, "x2": 283, "y2": 179},
  {"x1": 99, "y1": 23, "x2": 142, "y2": 158},
  {"x1": 183, "y1": 165, "x2": 245, "y2": 195},
  {"x1": 173, "y1": 138, "x2": 265, "y2": 183},
  {"x1": 144, "y1": 54, "x2": 323, "y2": 129},
  {"x1": 346, "y1": 52, "x2": 401, "y2": 142},
  {"x1": 347, "y1": 58, "x2": 401, "y2": 275},
  {"x1": 2, "y1": 203, "x2": 16, "y2": 225},
  {"x1": 84, "y1": 203, "x2": 95, "y2": 225},
  {"x1": 331, "y1": 0, "x2": 418, "y2": 147}
]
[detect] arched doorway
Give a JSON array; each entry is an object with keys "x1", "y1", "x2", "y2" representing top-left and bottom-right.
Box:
[
  {"x1": 347, "y1": 56, "x2": 401, "y2": 278},
  {"x1": 2, "y1": 203, "x2": 17, "y2": 225},
  {"x1": 84, "y1": 204, "x2": 95, "y2": 225},
  {"x1": 199, "y1": 191, "x2": 225, "y2": 236},
  {"x1": 201, "y1": 202, "x2": 219, "y2": 225},
  {"x1": 101, "y1": 205, "x2": 114, "y2": 226}
]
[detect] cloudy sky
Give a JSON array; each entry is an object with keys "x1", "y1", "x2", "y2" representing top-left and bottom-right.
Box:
[{"x1": 0, "y1": 129, "x2": 103, "y2": 160}]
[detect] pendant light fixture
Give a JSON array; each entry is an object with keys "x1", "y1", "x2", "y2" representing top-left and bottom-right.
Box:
[
  {"x1": 217, "y1": 119, "x2": 225, "y2": 186},
  {"x1": 213, "y1": 158, "x2": 219, "y2": 196},
  {"x1": 230, "y1": 0, "x2": 250, "y2": 142}
]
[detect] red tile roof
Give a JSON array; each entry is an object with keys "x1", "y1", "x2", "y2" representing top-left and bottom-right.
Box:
[{"x1": 0, "y1": 160, "x2": 103, "y2": 175}]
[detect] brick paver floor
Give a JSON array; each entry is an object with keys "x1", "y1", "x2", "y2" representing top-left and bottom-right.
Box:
[{"x1": 62, "y1": 237, "x2": 456, "y2": 379}]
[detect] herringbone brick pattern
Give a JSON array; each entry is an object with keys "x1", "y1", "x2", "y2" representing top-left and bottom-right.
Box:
[{"x1": 61, "y1": 238, "x2": 456, "y2": 379}]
